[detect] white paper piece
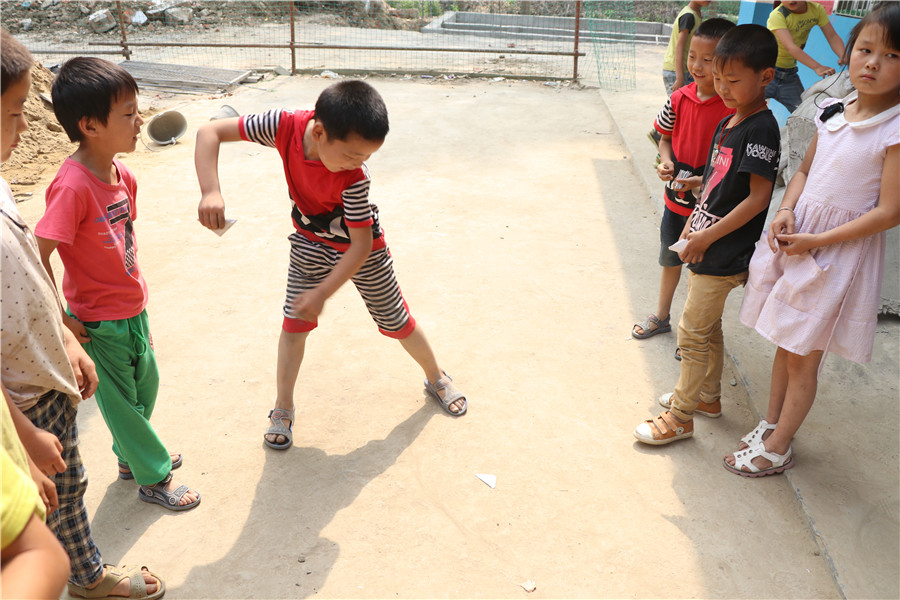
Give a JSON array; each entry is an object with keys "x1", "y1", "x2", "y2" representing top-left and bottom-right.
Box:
[
  {"x1": 668, "y1": 239, "x2": 687, "y2": 253},
  {"x1": 476, "y1": 473, "x2": 496, "y2": 489},
  {"x1": 211, "y1": 218, "x2": 237, "y2": 237},
  {"x1": 520, "y1": 580, "x2": 537, "y2": 593},
  {"x1": 671, "y1": 168, "x2": 692, "y2": 190}
]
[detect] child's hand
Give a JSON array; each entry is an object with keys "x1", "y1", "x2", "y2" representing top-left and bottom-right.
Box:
[
  {"x1": 63, "y1": 313, "x2": 90, "y2": 343},
  {"x1": 198, "y1": 191, "x2": 227, "y2": 230},
  {"x1": 767, "y1": 209, "x2": 796, "y2": 253},
  {"x1": 292, "y1": 290, "x2": 325, "y2": 323},
  {"x1": 656, "y1": 160, "x2": 675, "y2": 181},
  {"x1": 814, "y1": 65, "x2": 836, "y2": 77},
  {"x1": 678, "y1": 229, "x2": 713, "y2": 264},
  {"x1": 62, "y1": 327, "x2": 98, "y2": 399},
  {"x1": 774, "y1": 232, "x2": 818, "y2": 255},
  {"x1": 673, "y1": 175, "x2": 702, "y2": 191},
  {"x1": 28, "y1": 456, "x2": 60, "y2": 515},
  {"x1": 21, "y1": 427, "x2": 65, "y2": 478}
]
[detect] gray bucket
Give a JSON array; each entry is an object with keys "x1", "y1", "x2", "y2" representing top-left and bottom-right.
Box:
[
  {"x1": 210, "y1": 105, "x2": 239, "y2": 121},
  {"x1": 146, "y1": 110, "x2": 187, "y2": 145}
]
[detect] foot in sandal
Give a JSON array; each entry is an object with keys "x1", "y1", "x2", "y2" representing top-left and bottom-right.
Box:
[
  {"x1": 632, "y1": 313, "x2": 671, "y2": 339},
  {"x1": 633, "y1": 410, "x2": 693, "y2": 445},
  {"x1": 68, "y1": 564, "x2": 164, "y2": 600},
  {"x1": 723, "y1": 440, "x2": 794, "y2": 477},
  {"x1": 264, "y1": 407, "x2": 294, "y2": 450},
  {"x1": 425, "y1": 371, "x2": 467, "y2": 416},
  {"x1": 138, "y1": 473, "x2": 200, "y2": 511}
]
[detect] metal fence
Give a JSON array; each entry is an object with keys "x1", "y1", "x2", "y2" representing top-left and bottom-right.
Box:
[{"x1": 4, "y1": 0, "x2": 644, "y2": 83}]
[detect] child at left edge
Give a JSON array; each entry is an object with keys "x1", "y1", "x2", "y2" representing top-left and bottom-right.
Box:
[
  {"x1": 34, "y1": 57, "x2": 200, "y2": 511},
  {"x1": 633, "y1": 24, "x2": 782, "y2": 446}
]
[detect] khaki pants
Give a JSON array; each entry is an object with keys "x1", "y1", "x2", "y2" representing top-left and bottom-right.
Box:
[{"x1": 670, "y1": 270, "x2": 748, "y2": 421}]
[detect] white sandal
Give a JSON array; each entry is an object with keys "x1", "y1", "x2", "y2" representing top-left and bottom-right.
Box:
[
  {"x1": 724, "y1": 443, "x2": 794, "y2": 477},
  {"x1": 740, "y1": 419, "x2": 776, "y2": 449}
]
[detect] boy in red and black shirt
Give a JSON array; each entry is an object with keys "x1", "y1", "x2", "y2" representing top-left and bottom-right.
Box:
[
  {"x1": 632, "y1": 18, "x2": 736, "y2": 347},
  {"x1": 195, "y1": 81, "x2": 467, "y2": 451}
]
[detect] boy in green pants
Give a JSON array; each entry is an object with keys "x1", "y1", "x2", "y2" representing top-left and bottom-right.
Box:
[{"x1": 35, "y1": 57, "x2": 199, "y2": 512}]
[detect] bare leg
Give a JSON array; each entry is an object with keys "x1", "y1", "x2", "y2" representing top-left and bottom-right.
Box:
[
  {"x1": 399, "y1": 326, "x2": 466, "y2": 414},
  {"x1": 726, "y1": 348, "x2": 822, "y2": 470},
  {"x1": 266, "y1": 329, "x2": 309, "y2": 445},
  {"x1": 656, "y1": 264, "x2": 682, "y2": 323}
]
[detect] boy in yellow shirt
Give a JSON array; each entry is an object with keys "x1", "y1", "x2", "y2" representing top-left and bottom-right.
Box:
[{"x1": 765, "y1": 0, "x2": 846, "y2": 113}]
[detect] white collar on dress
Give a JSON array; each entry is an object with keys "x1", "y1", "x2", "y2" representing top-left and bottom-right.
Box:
[{"x1": 826, "y1": 91, "x2": 900, "y2": 131}]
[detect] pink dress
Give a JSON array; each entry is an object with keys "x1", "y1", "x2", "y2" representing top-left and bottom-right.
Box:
[{"x1": 740, "y1": 94, "x2": 900, "y2": 363}]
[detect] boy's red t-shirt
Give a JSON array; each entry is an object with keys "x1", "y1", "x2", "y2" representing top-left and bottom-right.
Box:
[
  {"x1": 35, "y1": 158, "x2": 148, "y2": 321},
  {"x1": 654, "y1": 82, "x2": 735, "y2": 216},
  {"x1": 239, "y1": 109, "x2": 385, "y2": 252}
]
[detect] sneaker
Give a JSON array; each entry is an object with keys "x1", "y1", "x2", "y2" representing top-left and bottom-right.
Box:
[
  {"x1": 658, "y1": 392, "x2": 721, "y2": 418},
  {"x1": 634, "y1": 411, "x2": 694, "y2": 445}
]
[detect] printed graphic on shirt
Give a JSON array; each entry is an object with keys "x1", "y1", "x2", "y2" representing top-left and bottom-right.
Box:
[
  {"x1": 692, "y1": 145, "x2": 732, "y2": 232},
  {"x1": 101, "y1": 195, "x2": 139, "y2": 279}
]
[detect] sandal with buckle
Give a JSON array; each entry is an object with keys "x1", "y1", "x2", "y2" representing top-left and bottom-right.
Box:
[
  {"x1": 633, "y1": 411, "x2": 693, "y2": 445},
  {"x1": 138, "y1": 472, "x2": 200, "y2": 512},
  {"x1": 739, "y1": 419, "x2": 777, "y2": 450},
  {"x1": 118, "y1": 453, "x2": 182, "y2": 480},
  {"x1": 724, "y1": 442, "x2": 794, "y2": 477},
  {"x1": 264, "y1": 407, "x2": 294, "y2": 450},
  {"x1": 632, "y1": 314, "x2": 671, "y2": 339},
  {"x1": 425, "y1": 371, "x2": 467, "y2": 416},
  {"x1": 68, "y1": 564, "x2": 166, "y2": 600}
]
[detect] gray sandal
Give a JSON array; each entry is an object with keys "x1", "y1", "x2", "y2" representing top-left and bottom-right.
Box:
[
  {"x1": 424, "y1": 372, "x2": 467, "y2": 416},
  {"x1": 138, "y1": 472, "x2": 200, "y2": 512},
  {"x1": 264, "y1": 407, "x2": 294, "y2": 450}
]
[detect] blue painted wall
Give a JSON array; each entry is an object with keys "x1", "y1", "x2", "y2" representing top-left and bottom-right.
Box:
[{"x1": 738, "y1": 1, "x2": 859, "y2": 125}]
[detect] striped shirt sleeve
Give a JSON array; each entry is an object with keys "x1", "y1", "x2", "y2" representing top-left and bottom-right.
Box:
[
  {"x1": 654, "y1": 96, "x2": 676, "y2": 135},
  {"x1": 241, "y1": 109, "x2": 282, "y2": 147},
  {"x1": 342, "y1": 169, "x2": 373, "y2": 227}
]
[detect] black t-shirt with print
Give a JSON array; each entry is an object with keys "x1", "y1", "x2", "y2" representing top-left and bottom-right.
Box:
[{"x1": 688, "y1": 110, "x2": 781, "y2": 276}]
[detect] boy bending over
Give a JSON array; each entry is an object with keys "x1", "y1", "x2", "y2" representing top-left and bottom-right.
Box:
[{"x1": 195, "y1": 80, "x2": 467, "y2": 450}]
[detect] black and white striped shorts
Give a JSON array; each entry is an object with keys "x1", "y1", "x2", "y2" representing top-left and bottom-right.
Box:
[{"x1": 283, "y1": 232, "x2": 415, "y2": 338}]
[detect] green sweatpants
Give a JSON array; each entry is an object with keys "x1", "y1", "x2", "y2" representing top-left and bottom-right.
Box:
[{"x1": 78, "y1": 309, "x2": 171, "y2": 485}]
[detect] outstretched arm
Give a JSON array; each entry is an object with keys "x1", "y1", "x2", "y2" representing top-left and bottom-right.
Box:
[
  {"x1": 773, "y1": 28, "x2": 835, "y2": 76},
  {"x1": 821, "y1": 22, "x2": 847, "y2": 65},
  {"x1": 777, "y1": 144, "x2": 900, "y2": 254},
  {"x1": 195, "y1": 117, "x2": 244, "y2": 230}
]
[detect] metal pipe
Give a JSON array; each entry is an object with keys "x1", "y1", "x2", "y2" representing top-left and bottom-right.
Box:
[
  {"x1": 288, "y1": 0, "x2": 296, "y2": 75},
  {"x1": 88, "y1": 41, "x2": 584, "y2": 57},
  {"x1": 114, "y1": 0, "x2": 131, "y2": 59},
  {"x1": 573, "y1": 0, "x2": 581, "y2": 81}
]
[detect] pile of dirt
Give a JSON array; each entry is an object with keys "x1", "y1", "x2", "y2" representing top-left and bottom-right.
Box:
[{"x1": 4, "y1": 63, "x2": 77, "y2": 191}]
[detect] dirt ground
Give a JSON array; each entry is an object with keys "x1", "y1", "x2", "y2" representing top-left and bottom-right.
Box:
[{"x1": 8, "y1": 46, "x2": 897, "y2": 599}]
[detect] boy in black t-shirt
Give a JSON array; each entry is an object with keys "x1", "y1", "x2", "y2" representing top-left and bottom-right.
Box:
[{"x1": 634, "y1": 24, "x2": 781, "y2": 446}]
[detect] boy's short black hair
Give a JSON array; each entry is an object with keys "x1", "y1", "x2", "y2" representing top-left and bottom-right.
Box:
[
  {"x1": 714, "y1": 24, "x2": 778, "y2": 72},
  {"x1": 51, "y1": 57, "x2": 139, "y2": 143},
  {"x1": 694, "y1": 17, "x2": 736, "y2": 42},
  {"x1": 314, "y1": 80, "x2": 389, "y2": 142},
  {"x1": 1, "y1": 28, "x2": 33, "y2": 95},
  {"x1": 843, "y1": 1, "x2": 900, "y2": 63}
]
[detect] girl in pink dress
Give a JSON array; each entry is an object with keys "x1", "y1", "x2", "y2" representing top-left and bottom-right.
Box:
[{"x1": 726, "y1": 3, "x2": 900, "y2": 477}]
